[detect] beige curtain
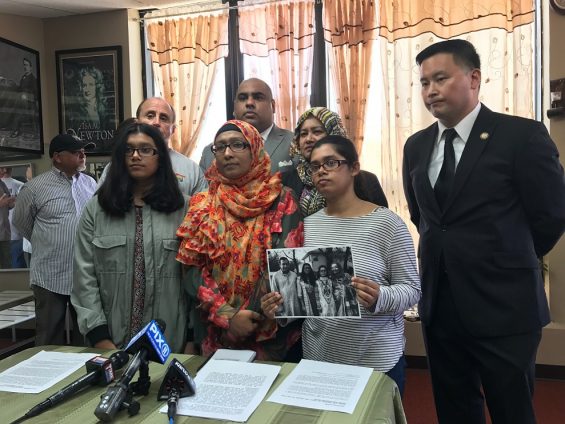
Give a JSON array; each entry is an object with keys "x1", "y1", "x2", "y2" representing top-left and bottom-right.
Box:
[
  {"x1": 376, "y1": 0, "x2": 536, "y2": 237},
  {"x1": 146, "y1": 12, "x2": 229, "y2": 156},
  {"x1": 238, "y1": 0, "x2": 315, "y2": 130},
  {"x1": 323, "y1": 0, "x2": 378, "y2": 153}
]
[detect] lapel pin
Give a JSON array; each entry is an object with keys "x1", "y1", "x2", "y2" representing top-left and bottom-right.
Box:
[{"x1": 480, "y1": 132, "x2": 489, "y2": 141}]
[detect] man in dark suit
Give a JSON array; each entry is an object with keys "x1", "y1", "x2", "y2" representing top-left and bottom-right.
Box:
[
  {"x1": 402, "y1": 39, "x2": 565, "y2": 424},
  {"x1": 200, "y1": 78, "x2": 293, "y2": 173}
]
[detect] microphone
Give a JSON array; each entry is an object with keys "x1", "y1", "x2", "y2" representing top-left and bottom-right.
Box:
[
  {"x1": 157, "y1": 358, "x2": 196, "y2": 423},
  {"x1": 18, "y1": 351, "x2": 129, "y2": 421},
  {"x1": 94, "y1": 319, "x2": 171, "y2": 422}
]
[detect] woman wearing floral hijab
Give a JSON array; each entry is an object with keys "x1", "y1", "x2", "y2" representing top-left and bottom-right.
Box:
[
  {"x1": 282, "y1": 107, "x2": 388, "y2": 216},
  {"x1": 177, "y1": 120, "x2": 303, "y2": 360}
]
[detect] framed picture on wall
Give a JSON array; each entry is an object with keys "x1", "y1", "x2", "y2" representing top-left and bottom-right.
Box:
[
  {"x1": 0, "y1": 36, "x2": 44, "y2": 159},
  {"x1": 56, "y1": 46, "x2": 123, "y2": 156}
]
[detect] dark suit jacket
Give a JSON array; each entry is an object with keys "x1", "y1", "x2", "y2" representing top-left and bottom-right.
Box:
[
  {"x1": 199, "y1": 124, "x2": 293, "y2": 173},
  {"x1": 402, "y1": 105, "x2": 565, "y2": 337},
  {"x1": 282, "y1": 168, "x2": 389, "y2": 209}
]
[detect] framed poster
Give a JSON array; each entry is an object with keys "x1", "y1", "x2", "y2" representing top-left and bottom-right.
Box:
[
  {"x1": 0, "y1": 36, "x2": 43, "y2": 158},
  {"x1": 56, "y1": 46, "x2": 123, "y2": 155}
]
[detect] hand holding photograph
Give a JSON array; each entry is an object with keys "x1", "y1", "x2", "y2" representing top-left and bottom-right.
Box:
[{"x1": 266, "y1": 246, "x2": 360, "y2": 318}]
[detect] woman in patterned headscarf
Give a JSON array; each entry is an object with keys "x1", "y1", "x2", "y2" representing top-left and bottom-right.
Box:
[
  {"x1": 282, "y1": 107, "x2": 388, "y2": 216},
  {"x1": 177, "y1": 120, "x2": 303, "y2": 360}
]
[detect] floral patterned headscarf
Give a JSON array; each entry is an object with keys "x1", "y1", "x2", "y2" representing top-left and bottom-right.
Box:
[
  {"x1": 176, "y1": 120, "x2": 282, "y2": 311},
  {"x1": 290, "y1": 107, "x2": 347, "y2": 216}
]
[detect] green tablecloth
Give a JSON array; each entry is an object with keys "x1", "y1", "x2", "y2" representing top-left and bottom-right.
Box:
[{"x1": 0, "y1": 346, "x2": 407, "y2": 424}]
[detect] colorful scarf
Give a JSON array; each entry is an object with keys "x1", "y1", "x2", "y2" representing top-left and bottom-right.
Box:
[
  {"x1": 176, "y1": 120, "x2": 282, "y2": 324},
  {"x1": 290, "y1": 107, "x2": 348, "y2": 216}
]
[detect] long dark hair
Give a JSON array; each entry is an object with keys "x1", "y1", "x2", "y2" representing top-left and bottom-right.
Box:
[
  {"x1": 311, "y1": 135, "x2": 370, "y2": 201},
  {"x1": 300, "y1": 263, "x2": 317, "y2": 285},
  {"x1": 97, "y1": 122, "x2": 184, "y2": 216}
]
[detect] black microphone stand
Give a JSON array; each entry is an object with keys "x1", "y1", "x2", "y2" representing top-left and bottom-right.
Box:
[
  {"x1": 100, "y1": 355, "x2": 152, "y2": 419},
  {"x1": 130, "y1": 356, "x2": 151, "y2": 396}
]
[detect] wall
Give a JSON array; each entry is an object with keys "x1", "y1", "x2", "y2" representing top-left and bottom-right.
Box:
[
  {"x1": 0, "y1": 9, "x2": 143, "y2": 171},
  {"x1": 1, "y1": 7, "x2": 564, "y2": 365},
  {"x1": 0, "y1": 14, "x2": 45, "y2": 288},
  {"x1": 0, "y1": 9, "x2": 143, "y2": 287},
  {"x1": 43, "y1": 9, "x2": 143, "y2": 150},
  {"x1": 0, "y1": 14, "x2": 46, "y2": 171},
  {"x1": 539, "y1": 6, "x2": 565, "y2": 366}
]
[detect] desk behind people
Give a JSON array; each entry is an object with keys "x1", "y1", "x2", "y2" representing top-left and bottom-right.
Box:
[{"x1": 1, "y1": 346, "x2": 406, "y2": 424}]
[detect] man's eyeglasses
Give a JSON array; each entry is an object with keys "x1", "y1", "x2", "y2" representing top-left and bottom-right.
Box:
[
  {"x1": 125, "y1": 147, "x2": 158, "y2": 157},
  {"x1": 211, "y1": 141, "x2": 250, "y2": 155},
  {"x1": 308, "y1": 159, "x2": 349, "y2": 175}
]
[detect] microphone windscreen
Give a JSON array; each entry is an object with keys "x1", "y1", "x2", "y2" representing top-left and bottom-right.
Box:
[{"x1": 124, "y1": 319, "x2": 171, "y2": 364}]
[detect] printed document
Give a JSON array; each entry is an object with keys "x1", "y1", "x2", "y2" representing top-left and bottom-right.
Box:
[
  {"x1": 267, "y1": 359, "x2": 373, "y2": 414},
  {"x1": 0, "y1": 350, "x2": 98, "y2": 393},
  {"x1": 161, "y1": 359, "x2": 280, "y2": 422}
]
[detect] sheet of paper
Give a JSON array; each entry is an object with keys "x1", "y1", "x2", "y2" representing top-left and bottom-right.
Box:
[
  {"x1": 267, "y1": 359, "x2": 373, "y2": 414},
  {"x1": 160, "y1": 359, "x2": 280, "y2": 422},
  {"x1": 210, "y1": 349, "x2": 256, "y2": 362},
  {"x1": 0, "y1": 350, "x2": 98, "y2": 393}
]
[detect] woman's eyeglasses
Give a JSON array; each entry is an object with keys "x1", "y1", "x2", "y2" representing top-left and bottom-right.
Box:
[
  {"x1": 211, "y1": 141, "x2": 250, "y2": 155},
  {"x1": 125, "y1": 147, "x2": 158, "y2": 157},
  {"x1": 308, "y1": 159, "x2": 349, "y2": 175}
]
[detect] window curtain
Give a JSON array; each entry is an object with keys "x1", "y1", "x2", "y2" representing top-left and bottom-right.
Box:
[
  {"x1": 376, "y1": 0, "x2": 536, "y2": 237},
  {"x1": 146, "y1": 11, "x2": 229, "y2": 156},
  {"x1": 322, "y1": 0, "x2": 378, "y2": 153},
  {"x1": 238, "y1": 0, "x2": 315, "y2": 130}
]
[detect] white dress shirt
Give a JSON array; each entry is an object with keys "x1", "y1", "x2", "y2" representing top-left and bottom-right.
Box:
[
  {"x1": 428, "y1": 102, "x2": 482, "y2": 186},
  {"x1": 260, "y1": 123, "x2": 274, "y2": 142}
]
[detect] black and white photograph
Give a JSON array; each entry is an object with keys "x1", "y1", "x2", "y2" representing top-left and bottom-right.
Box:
[
  {"x1": 56, "y1": 46, "x2": 123, "y2": 155},
  {"x1": 0, "y1": 36, "x2": 43, "y2": 156},
  {"x1": 267, "y1": 246, "x2": 360, "y2": 318}
]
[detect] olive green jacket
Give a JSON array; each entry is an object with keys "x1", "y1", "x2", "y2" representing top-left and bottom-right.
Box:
[{"x1": 71, "y1": 196, "x2": 189, "y2": 353}]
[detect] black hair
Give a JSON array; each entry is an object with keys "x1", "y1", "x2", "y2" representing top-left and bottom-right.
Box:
[
  {"x1": 279, "y1": 257, "x2": 289, "y2": 263},
  {"x1": 97, "y1": 122, "x2": 184, "y2": 216},
  {"x1": 415, "y1": 39, "x2": 481, "y2": 71},
  {"x1": 317, "y1": 265, "x2": 327, "y2": 278},
  {"x1": 23, "y1": 58, "x2": 32, "y2": 66},
  {"x1": 300, "y1": 263, "x2": 317, "y2": 285},
  {"x1": 116, "y1": 117, "x2": 137, "y2": 132},
  {"x1": 310, "y1": 135, "x2": 371, "y2": 202}
]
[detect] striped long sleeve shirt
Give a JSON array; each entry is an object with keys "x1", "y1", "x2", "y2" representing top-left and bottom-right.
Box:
[
  {"x1": 303, "y1": 207, "x2": 421, "y2": 372},
  {"x1": 13, "y1": 167, "x2": 96, "y2": 295}
]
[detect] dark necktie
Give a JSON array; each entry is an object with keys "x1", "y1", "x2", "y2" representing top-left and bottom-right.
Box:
[{"x1": 434, "y1": 128, "x2": 458, "y2": 210}]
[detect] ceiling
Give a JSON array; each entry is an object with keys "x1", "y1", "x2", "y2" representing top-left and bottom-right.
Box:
[{"x1": 0, "y1": 0, "x2": 211, "y2": 19}]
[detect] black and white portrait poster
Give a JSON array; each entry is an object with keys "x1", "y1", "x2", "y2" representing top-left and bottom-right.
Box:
[
  {"x1": 266, "y1": 246, "x2": 360, "y2": 318},
  {"x1": 56, "y1": 46, "x2": 123, "y2": 155},
  {"x1": 0, "y1": 36, "x2": 43, "y2": 156}
]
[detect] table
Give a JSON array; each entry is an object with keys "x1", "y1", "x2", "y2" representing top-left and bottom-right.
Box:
[
  {"x1": 0, "y1": 290, "x2": 34, "y2": 311},
  {"x1": 0, "y1": 346, "x2": 407, "y2": 424},
  {"x1": 0, "y1": 291, "x2": 35, "y2": 344}
]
